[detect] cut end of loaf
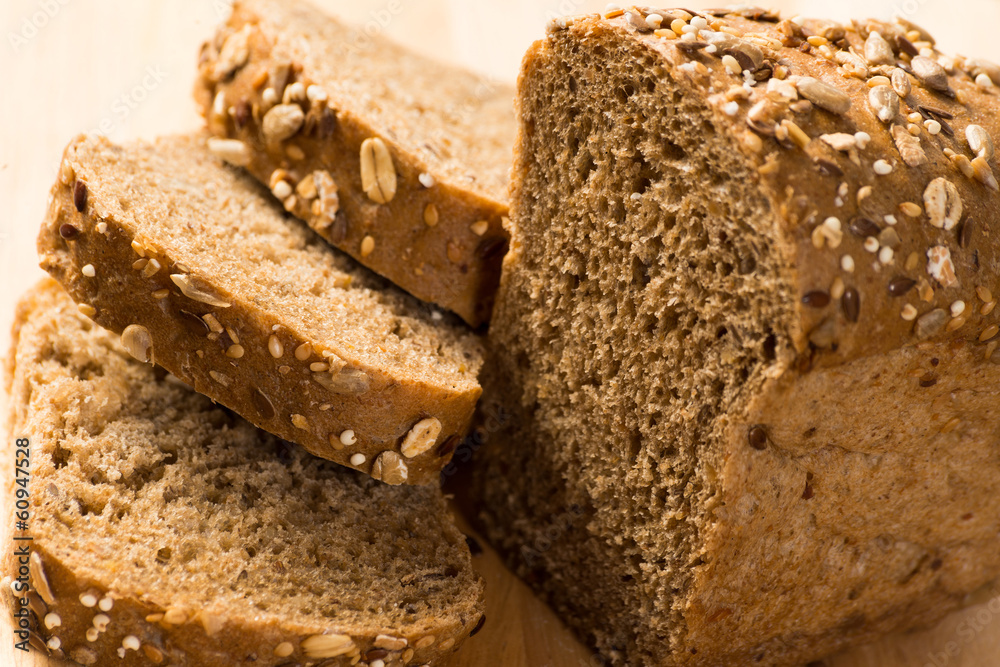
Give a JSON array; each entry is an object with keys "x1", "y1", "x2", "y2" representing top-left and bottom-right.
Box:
[
  {"x1": 477, "y1": 16, "x2": 795, "y2": 664},
  {"x1": 6, "y1": 278, "x2": 484, "y2": 665}
]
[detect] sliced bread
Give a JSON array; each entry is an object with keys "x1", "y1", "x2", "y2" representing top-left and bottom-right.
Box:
[
  {"x1": 471, "y1": 8, "x2": 1000, "y2": 666},
  {"x1": 195, "y1": 0, "x2": 514, "y2": 326},
  {"x1": 39, "y1": 133, "x2": 483, "y2": 485},
  {"x1": 2, "y1": 278, "x2": 484, "y2": 666}
]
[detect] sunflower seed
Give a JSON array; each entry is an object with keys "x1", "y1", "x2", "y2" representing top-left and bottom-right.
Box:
[
  {"x1": 891, "y1": 68, "x2": 911, "y2": 98},
  {"x1": 869, "y1": 85, "x2": 900, "y2": 123},
  {"x1": 360, "y1": 137, "x2": 397, "y2": 204},
  {"x1": 313, "y1": 367, "x2": 370, "y2": 395},
  {"x1": 914, "y1": 308, "x2": 949, "y2": 339},
  {"x1": 911, "y1": 56, "x2": 950, "y2": 92},
  {"x1": 865, "y1": 31, "x2": 895, "y2": 66},
  {"x1": 923, "y1": 178, "x2": 962, "y2": 230},
  {"x1": 967, "y1": 125, "x2": 995, "y2": 161},
  {"x1": 262, "y1": 104, "x2": 304, "y2": 143},
  {"x1": 795, "y1": 77, "x2": 851, "y2": 114},
  {"x1": 121, "y1": 325, "x2": 153, "y2": 363},
  {"x1": 29, "y1": 553, "x2": 55, "y2": 605},
  {"x1": 169, "y1": 274, "x2": 231, "y2": 307}
]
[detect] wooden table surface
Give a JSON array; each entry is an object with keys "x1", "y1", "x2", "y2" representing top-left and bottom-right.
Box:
[{"x1": 2, "y1": 1, "x2": 1000, "y2": 665}]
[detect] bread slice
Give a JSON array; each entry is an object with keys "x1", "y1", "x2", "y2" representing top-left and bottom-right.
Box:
[
  {"x1": 194, "y1": 0, "x2": 514, "y2": 326},
  {"x1": 38, "y1": 133, "x2": 483, "y2": 485},
  {"x1": 470, "y1": 8, "x2": 1000, "y2": 666},
  {"x1": 2, "y1": 278, "x2": 484, "y2": 666}
]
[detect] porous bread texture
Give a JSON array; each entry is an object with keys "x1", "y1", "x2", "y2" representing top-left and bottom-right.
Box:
[
  {"x1": 471, "y1": 8, "x2": 1000, "y2": 667},
  {"x1": 39, "y1": 133, "x2": 483, "y2": 485},
  {"x1": 195, "y1": 0, "x2": 514, "y2": 326},
  {"x1": 2, "y1": 279, "x2": 484, "y2": 667}
]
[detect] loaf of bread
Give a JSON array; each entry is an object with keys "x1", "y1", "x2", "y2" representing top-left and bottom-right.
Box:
[
  {"x1": 39, "y1": 133, "x2": 483, "y2": 485},
  {"x1": 195, "y1": 0, "x2": 514, "y2": 326},
  {"x1": 2, "y1": 279, "x2": 484, "y2": 666},
  {"x1": 470, "y1": 8, "x2": 1000, "y2": 666}
]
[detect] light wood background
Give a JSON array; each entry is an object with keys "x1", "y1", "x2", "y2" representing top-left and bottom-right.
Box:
[{"x1": 2, "y1": 1, "x2": 1000, "y2": 665}]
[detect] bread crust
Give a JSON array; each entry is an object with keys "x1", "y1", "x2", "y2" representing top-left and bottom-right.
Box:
[
  {"x1": 194, "y1": 0, "x2": 514, "y2": 326},
  {"x1": 3, "y1": 279, "x2": 484, "y2": 666},
  {"x1": 38, "y1": 134, "x2": 481, "y2": 485}
]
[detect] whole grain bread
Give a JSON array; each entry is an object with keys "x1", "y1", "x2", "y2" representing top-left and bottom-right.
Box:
[
  {"x1": 39, "y1": 133, "x2": 483, "y2": 485},
  {"x1": 2, "y1": 278, "x2": 484, "y2": 666},
  {"x1": 470, "y1": 8, "x2": 1000, "y2": 666},
  {"x1": 195, "y1": 0, "x2": 514, "y2": 326}
]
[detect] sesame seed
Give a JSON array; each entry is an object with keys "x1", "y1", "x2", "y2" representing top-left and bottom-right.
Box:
[
  {"x1": 295, "y1": 342, "x2": 312, "y2": 361},
  {"x1": 361, "y1": 235, "x2": 376, "y2": 257},
  {"x1": 983, "y1": 301, "x2": 997, "y2": 316},
  {"x1": 133, "y1": 258, "x2": 148, "y2": 271},
  {"x1": 470, "y1": 221, "x2": 489, "y2": 236},
  {"x1": 80, "y1": 593, "x2": 98, "y2": 607},
  {"x1": 86, "y1": 628, "x2": 99, "y2": 642},
  {"x1": 980, "y1": 325, "x2": 1000, "y2": 342},
  {"x1": 350, "y1": 453, "x2": 366, "y2": 466},
  {"x1": 340, "y1": 430, "x2": 357, "y2": 446},
  {"x1": 274, "y1": 642, "x2": 295, "y2": 658},
  {"x1": 131, "y1": 240, "x2": 146, "y2": 257},
  {"x1": 78, "y1": 303, "x2": 97, "y2": 317},
  {"x1": 98, "y1": 596, "x2": 113, "y2": 611},
  {"x1": 81, "y1": 264, "x2": 96, "y2": 277},
  {"x1": 46, "y1": 637, "x2": 61, "y2": 651},
  {"x1": 841, "y1": 255, "x2": 855, "y2": 273},
  {"x1": 122, "y1": 635, "x2": 140, "y2": 651},
  {"x1": 864, "y1": 237, "x2": 880, "y2": 253},
  {"x1": 418, "y1": 172, "x2": 436, "y2": 188},
  {"x1": 874, "y1": 160, "x2": 893, "y2": 175},
  {"x1": 291, "y1": 414, "x2": 309, "y2": 430},
  {"x1": 203, "y1": 313, "x2": 224, "y2": 333},
  {"x1": 899, "y1": 202, "x2": 922, "y2": 217},
  {"x1": 977, "y1": 73, "x2": 995, "y2": 90},
  {"x1": 226, "y1": 345, "x2": 245, "y2": 359},
  {"x1": 268, "y1": 335, "x2": 283, "y2": 358},
  {"x1": 44, "y1": 612, "x2": 61, "y2": 629},
  {"x1": 978, "y1": 286, "x2": 994, "y2": 303},
  {"x1": 946, "y1": 316, "x2": 967, "y2": 333},
  {"x1": 879, "y1": 246, "x2": 894, "y2": 265},
  {"x1": 153, "y1": 289, "x2": 169, "y2": 299},
  {"x1": 93, "y1": 613, "x2": 110, "y2": 631},
  {"x1": 855, "y1": 132, "x2": 872, "y2": 150},
  {"x1": 902, "y1": 305, "x2": 919, "y2": 321},
  {"x1": 310, "y1": 362, "x2": 329, "y2": 372},
  {"x1": 884, "y1": 215, "x2": 897, "y2": 226},
  {"x1": 951, "y1": 300, "x2": 966, "y2": 317},
  {"x1": 925, "y1": 119, "x2": 942, "y2": 135},
  {"x1": 209, "y1": 370, "x2": 230, "y2": 386}
]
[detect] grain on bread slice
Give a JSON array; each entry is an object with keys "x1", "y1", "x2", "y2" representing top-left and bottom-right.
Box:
[
  {"x1": 2, "y1": 278, "x2": 484, "y2": 666},
  {"x1": 39, "y1": 133, "x2": 483, "y2": 485},
  {"x1": 470, "y1": 8, "x2": 1000, "y2": 667},
  {"x1": 195, "y1": 0, "x2": 514, "y2": 326}
]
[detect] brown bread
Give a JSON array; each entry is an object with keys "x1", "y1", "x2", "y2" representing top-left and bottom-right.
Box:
[
  {"x1": 471, "y1": 8, "x2": 1000, "y2": 666},
  {"x1": 2, "y1": 278, "x2": 484, "y2": 666},
  {"x1": 195, "y1": 0, "x2": 515, "y2": 326},
  {"x1": 39, "y1": 133, "x2": 483, "y2": 485}
]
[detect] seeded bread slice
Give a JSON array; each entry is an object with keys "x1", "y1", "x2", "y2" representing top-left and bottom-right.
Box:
[
  {"x1": 39, "y1": 133, "x2": 483, "y2": 485},
  {"x1": 470, "y1": 8, "x2": 1000, "y2": 667},
  {"x1": 2, "y1": 279, "x2": 484, "y2": 666},
  {"x1": 194, "y1": 0, "x2": 514, "y2": 326}
]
